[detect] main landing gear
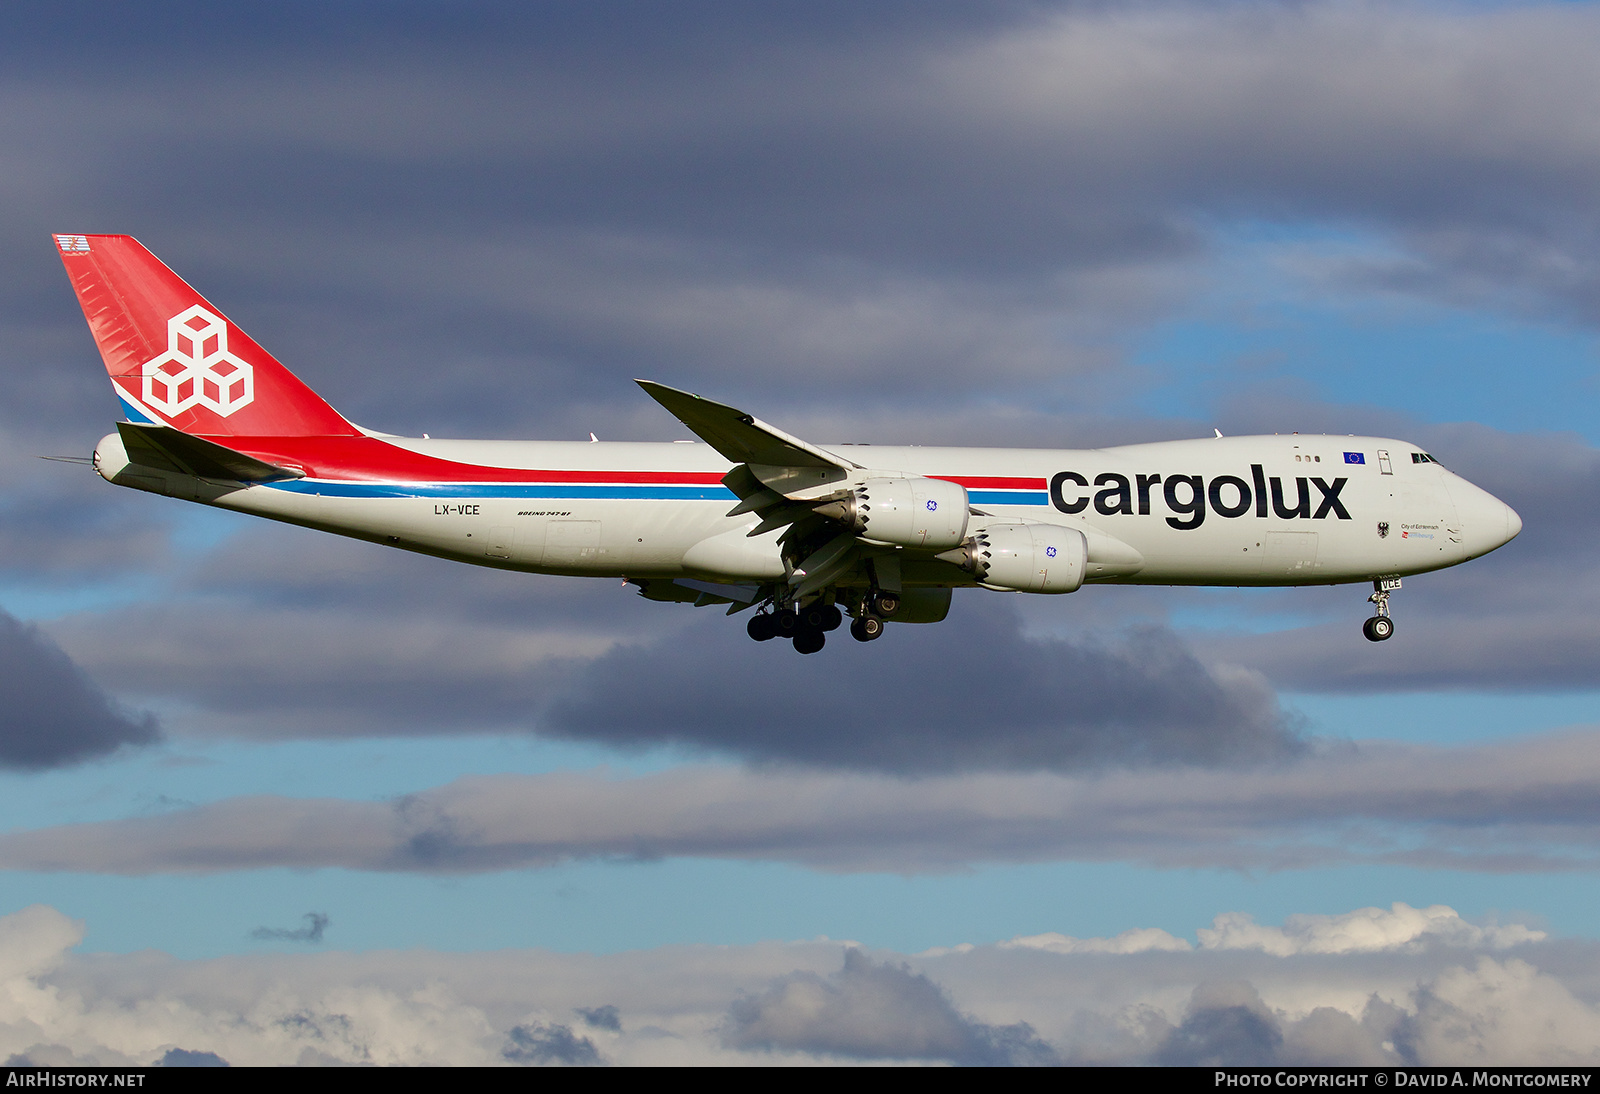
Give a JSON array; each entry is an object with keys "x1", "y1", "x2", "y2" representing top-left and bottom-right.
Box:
[
  {"x1": 1363, "y1": 578, "x2": 1399, "y2": 642},
  {"x1": 747, "y1": 601, "x2": 842, "y2": 653},
  {"x1": 747, "y1": 591, "x2": 896, "y2": 652}
]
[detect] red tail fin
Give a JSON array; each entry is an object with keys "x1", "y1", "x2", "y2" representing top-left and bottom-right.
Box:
[{"x1": 55, "y1": 234, "x2": 359, "y2": 437}]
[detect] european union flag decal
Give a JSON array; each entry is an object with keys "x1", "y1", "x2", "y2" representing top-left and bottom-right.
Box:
[{"x1": 1343, "y1": 452, "x2": 1365, "y2": 464}]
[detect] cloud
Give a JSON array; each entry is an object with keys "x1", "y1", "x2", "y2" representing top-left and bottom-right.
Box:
[
  {"x1": 994, "y1": 904, "x2": 1539, "y2": 961},
  {"x1": 250, "y1": 913, "x2": 329, "y2": 945},
  {"x1": 725, "y1": 949, "x2": 1056, "y2": 1065},
  {"x1": 1153, "y1": 980, "x2": 1283, "y2": 1067},
  {"x1": 1397, "y1": 956, "x2": 1600, "y2": 1067},
  {"x1": 575, "y1": 1005, "x2": 621, "y2": 1033},
  {"x1": 0, "y1": 459, "x2": 172, "y2": 585},
  {"x1": 503, "y1": 1023, "x2": 602, "y2": 1067},
  {"x1": 1139, "y1": 956, "x2": 1600, "y2": 1067},
  {"x1": 545, "y1": 601, "x2": 1298, "y2": 772},
  {"x1": 49, "y1": 525, "x2": 1298, "y2": 768},
  {"x1": 1196, "y1": 904, "x2": 1545, "y2": 957},
  {"x1": 0, "y1": 901, "x2": 1589, "y2": 1066},
  {"x1": 0, "y1": 606, "x2": 157, "y2": 769},
  {"x1": 999, "y1": 927, "x2": 1192, "y2": 957},
  {"x1": 158, "y1": 1048, "x2": 229, "y2": 1067},
  {"x1": 3, "y1": 730, "x2": 1600, "y2": 875}
]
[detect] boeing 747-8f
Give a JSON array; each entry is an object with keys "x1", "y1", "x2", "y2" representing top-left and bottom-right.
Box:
[{"x1": 57, "y1": 234, "x2": 1521, "y2": 653}]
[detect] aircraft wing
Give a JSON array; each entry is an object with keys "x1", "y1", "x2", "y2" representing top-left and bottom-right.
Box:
[{"x1": 638, "y1": 380, "x2": 886, "y2": 593}]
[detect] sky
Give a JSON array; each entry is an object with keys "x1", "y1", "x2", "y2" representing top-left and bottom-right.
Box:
[{"x1": 3, "y1": 0, "x2": 1600, "y2": 1066}]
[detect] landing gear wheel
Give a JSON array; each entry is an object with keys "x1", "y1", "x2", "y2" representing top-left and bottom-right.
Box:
[
  {"x1": 872, "y1": 593, "x2": 901, "y2": 618},
  {"x1": 747, "y1": 614, "x2": 777, "y2": 642},
  {"x1": 850, "y1": 615, "x2": 884, "y2": 642},
  {"x1": 793, "y1": 629, "x2": 826, "y2": 654},
  {"x1": 820, "y1": 605, "x2": 843, "y2": 632},
  {"x1": 774, "y1": 609, "x2": 799, "y2": 636},
  {"x1": 1363, "y1": 616, "x2": 1394, "y2": 642}
]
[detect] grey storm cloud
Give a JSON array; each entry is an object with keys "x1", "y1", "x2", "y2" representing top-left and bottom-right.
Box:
[
  {"x1": 0, "y1": 606, "x2": 157, "y2": 769},
  {"x1": 6, "y1": 0, "x2": 1600, "y2": 442},
  {"x1": 725, "y1": 949, "x2": 1056, "y2": 1066},
  {"x1": 544, "y1": 599, "x2": 1298, "y2": 772},
  {"x1": 46, "y1": 523, "x2": 1297, "y2": 767},
  {"x1": 4, "y1": 728, "x2": 1600, "y2": 875},
  {"x1": 0, "y1": 479, "x2": 171, "y2": 584}
]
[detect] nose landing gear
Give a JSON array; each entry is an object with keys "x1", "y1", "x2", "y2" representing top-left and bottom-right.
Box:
[{"x1": 1363, "y1": 577, "x2": 1399, "y2": 642}]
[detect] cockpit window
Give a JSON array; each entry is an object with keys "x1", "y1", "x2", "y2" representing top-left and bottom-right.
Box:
[{"x1": 1411, "y1": 452, "x2": 1444, "y2": 467}]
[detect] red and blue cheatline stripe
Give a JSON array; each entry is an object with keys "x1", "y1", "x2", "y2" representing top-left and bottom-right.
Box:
[
  {"x1": 934, "y1": 476, "x2": 1049, "y2": 507},
  {"x1": 207, "y1": 435, "x2": 1049, "y2": 505},
  {"x1": 266, "y1": 478, "x2": 737, "y2": 500}
]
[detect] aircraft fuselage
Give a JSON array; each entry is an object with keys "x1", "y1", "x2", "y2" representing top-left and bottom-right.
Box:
[{"x1": 94, "y1": 431, "x2": 1517, "y2": 588}]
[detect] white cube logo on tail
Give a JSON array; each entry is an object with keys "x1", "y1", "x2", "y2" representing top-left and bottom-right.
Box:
[{"x1": 141, "y1": 306, "x2": 255, "y2": 418}]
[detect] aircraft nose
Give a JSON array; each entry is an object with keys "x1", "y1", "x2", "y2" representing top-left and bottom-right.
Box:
[
  {"x1": 1504, "y1": 502, "x2": 1523, "y2": 544},
  {"x1": 1446, "y1": 474, "x2": 1521, "y2": 558}
]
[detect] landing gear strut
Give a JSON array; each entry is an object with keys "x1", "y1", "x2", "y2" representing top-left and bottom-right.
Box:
[{"x1": 1363, "y1": 578, "x2": 1398, "y2": 642}]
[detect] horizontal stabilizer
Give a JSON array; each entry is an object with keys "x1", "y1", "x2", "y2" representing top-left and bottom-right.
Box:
[
  {"x1": 116, "y1": 422, "x2": 304, "y2": 483},
  {"x1": 637, "y1": 380, "x2": 860, "y2": 473}
]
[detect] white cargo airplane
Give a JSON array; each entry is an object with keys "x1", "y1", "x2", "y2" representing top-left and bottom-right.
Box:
[{"x1": 57, "y1": 234, "x2": 1521, "y2": 653}]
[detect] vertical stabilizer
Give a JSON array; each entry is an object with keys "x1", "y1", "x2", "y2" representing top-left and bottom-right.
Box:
[{"x1": 54, "y1": 234, "x2": 359, "y2": 438}]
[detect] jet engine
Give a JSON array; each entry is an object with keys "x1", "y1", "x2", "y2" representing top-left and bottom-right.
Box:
[
  {"x1": 940, "y1": 522, "x2": 1087, "y2": 594},
  {"x1": 812, "y1": 477, "x2": 969, "y2": 549}
]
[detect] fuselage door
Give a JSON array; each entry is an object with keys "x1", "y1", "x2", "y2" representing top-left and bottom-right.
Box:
[{"x1": 1377, "y1": 449, "x2": 1393, "y2": 475}]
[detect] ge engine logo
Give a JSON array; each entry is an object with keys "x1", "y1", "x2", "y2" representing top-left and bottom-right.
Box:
[
  {"x1": 926, "y1": 500, "x2": 937, "y2": 510},
  {"x1": 142, "y1": 306, "x2": 255, "y2": 418},
  {"x1": 1045, "y1": 545, "x2": 1057, "y2": 558}
]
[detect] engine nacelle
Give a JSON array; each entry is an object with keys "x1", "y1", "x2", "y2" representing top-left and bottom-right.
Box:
[
  {"x1": 814, "y1": 476, "x2": 969, "y2": 550},
  {"x1": 946, "y1": 522, "x2": 1087, "y2": 594}
]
